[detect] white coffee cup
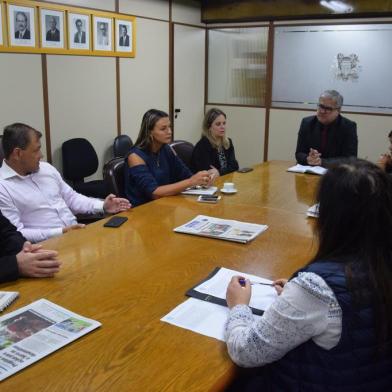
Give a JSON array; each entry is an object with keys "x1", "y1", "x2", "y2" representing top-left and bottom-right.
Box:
[{"x1": 223, "y1": 182, "x2": 235, "y2": 191}]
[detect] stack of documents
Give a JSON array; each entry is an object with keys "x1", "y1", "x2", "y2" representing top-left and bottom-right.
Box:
[
  {"x1": 181, "y1": 186, "x2": 218, "y2": 196},
  {"x1": 161, "y1": 267, "x2": 277, "y2": 341},
  {"x1": 287, "y1": 164, "x2": 327, "y2": 175},
  {"x1": 174, "y1": 215, "x2": 268, "y2": 243}
]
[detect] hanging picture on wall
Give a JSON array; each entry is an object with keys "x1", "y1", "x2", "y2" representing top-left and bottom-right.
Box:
[
  {"x1": 115, "y1": 19, "x2": 133, "y2": 53},
  {"x1": 40, "y1": 8, "x2": 65, "y2": 49},
  {"x1": 93, "y1": 16, "x2": 112, "y2": 52},
  {"x1": 68, "y1": 12, "x2": 90, "y2": 50},
  {"x1": 8, "y1": 4, "x2": 36, "y2": 47}
]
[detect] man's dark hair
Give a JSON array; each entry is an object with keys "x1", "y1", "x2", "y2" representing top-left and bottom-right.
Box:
[
  {"x1": 388, "y1": 130, "x2": 392, "y2": 138},
  {"x1": 2, "y1": 123, "x2": 42, "y2": 159}
]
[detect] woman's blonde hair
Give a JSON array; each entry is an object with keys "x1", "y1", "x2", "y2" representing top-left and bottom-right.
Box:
[{"x1": 202, "y1": 108, "x2": 229, "y2": 150}]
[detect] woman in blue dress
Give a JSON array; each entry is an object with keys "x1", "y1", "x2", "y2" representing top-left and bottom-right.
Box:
[{"x1": 125, "y1": 109, "x2": 214, "y2": 206}]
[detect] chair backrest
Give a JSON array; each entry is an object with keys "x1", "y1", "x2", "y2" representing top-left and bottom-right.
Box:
[
  {"x1": 0, "y1": 136, "x2": 3, "y2": 167},
  {"x1": 170, "y1": 140, "x2": 194, "y2": 169},
  {"x1": 113, "y1": 134, "x2": 133, "y2": 158},
  {"x1": 62, "y1": 138, "x2": 99, "y2": 182},
  {"x1": 103, "y1": 157, "x2": 126, "y2": 197}
]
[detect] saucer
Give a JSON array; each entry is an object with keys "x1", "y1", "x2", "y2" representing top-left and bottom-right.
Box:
[{"x1": 220, "y1": 188, "x2": 237, "y2": 194}]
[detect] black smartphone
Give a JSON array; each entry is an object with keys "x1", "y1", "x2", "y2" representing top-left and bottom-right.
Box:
[
  {"x1": 103, "y1": 216, "x2": 128, "y2": 228},
  {"x1": 237, "y1": 167, "x2": 253, "y2": 173}
]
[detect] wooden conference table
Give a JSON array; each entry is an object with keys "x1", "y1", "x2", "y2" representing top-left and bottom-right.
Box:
[{"x1": 1, "y1": 160, "x2": 320, "y2": 391}]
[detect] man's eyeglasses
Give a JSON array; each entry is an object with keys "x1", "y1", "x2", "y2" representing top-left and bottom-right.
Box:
[{"x1": 317, "y1": 103, "x2": 339, "y2": 113}]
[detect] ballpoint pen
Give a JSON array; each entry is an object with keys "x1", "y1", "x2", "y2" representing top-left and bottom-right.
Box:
[{"x1": 239, "y1": 278, "x2": 274, "y2": 287}]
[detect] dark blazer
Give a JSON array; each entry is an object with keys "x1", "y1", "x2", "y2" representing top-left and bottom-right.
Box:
[
  {"x1": 119, "y1": 34, "x2": 130, "y2": 47},
  {"x1": 74, "y1": 31, "x2": 86, "y2": 44},
  {"x1": 0, "y1": 211, "x2": 25, "y2": 283},
  {"x1": 295, "y1": 115, "x2": 357, "y2": 167},
  {"x1": 191, "y1": 136, "x2": 239, "y2": 175},
  {"x1": 46, "y1": 29, "x2": 60, "y2": 42},
  {"x1": 15, "y1": 29, "x2": 30, "y2": 39}
]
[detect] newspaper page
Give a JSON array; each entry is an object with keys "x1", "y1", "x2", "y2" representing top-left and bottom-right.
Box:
[
  {"x1": 174, "y1": 215, "x2": 268, "y2": 243},
  {"x1": 0, "y1": 299, "x2": 101, "y2": 381},
  {"x1": 287, "y1": 164, "x2": 327, "y2": 175}
]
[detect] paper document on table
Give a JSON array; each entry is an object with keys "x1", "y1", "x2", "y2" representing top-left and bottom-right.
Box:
[
  {"x1": 174, "y1": 215, "x2": 268, "y2": 243},
  {"x1": 181, "y1": 186, "x2": 218, "y2": 196},
  {"x1": 287, "y1": 164, "x2": 327, "y2": 175},
  {"x1": 188, "y1": 267, "x2": 277, "y2": 314},
  {"x1": 307, "y1": 203, "x2": 319, "y2": 218},
  {"x1": 0, "y1": 299, "x2": 101, "y2": 381}
]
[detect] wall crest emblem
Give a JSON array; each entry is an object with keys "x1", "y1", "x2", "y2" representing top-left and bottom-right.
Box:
[{"x1": 333, "y1": 53, "x2": 361, "y2": 81}]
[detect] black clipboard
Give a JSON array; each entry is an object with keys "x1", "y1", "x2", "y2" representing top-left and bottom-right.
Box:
[{"x1": 185, "y1": 267, "x2": 264, "y2": 316}]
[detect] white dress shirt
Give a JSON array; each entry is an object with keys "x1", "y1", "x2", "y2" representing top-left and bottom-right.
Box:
[
  {"x1": 225, "y1": 272, "x2": 342, "y2": 368},
  {"x1": 0, "y1": 161, "x2": 104, "y2": 243}
]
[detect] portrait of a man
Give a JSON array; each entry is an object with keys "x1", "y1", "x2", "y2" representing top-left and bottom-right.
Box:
[
  {"x1": 74, "y1": 18, "x2": 86, "y2": 44},
  {"x1": 46, "y1": 15, "x2": 60, "y2": 42},
  {"x1": 93, "y1": 16, "x2": 112, "y2": 51},
  {"x1": 97, "y1": 22, "x2": 109, "y2": 46},
  {"x1": 119, "y1": 24, "x2": 129, "y2": 47},
  {"x1": 15, "y1": 11, "x2": 30, "y2": 40}
]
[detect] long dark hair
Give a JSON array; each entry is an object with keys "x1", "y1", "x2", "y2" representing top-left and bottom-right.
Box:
[
  {"x1": 135, "y1": 109, "x2": 169, "y2": 151},
  {"x1": 313, "y1": 159, "x2": 392, "y2": 350}
]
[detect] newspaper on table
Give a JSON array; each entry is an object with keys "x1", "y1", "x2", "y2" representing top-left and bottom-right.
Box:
[
  {"x1": 307, "y1": 203, "x2": 319, "y2": 218},
  {"x1": 174, "y1": 215, "x2": 268, "y2": 243},
  {"x1": 0, "y1": 299, "x2": 101, "y2": 381},
  {"x1": 181, "y1": 186, "x2": 218, "y2": 196},
  {"x1": 287, "y1": 164, "x2": 327, "y2": 176}
]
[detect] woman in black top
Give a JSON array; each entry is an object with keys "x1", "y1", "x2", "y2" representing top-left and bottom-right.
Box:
[{"x1": 191, "y1": 108, "x2": 239, "y2": 175}]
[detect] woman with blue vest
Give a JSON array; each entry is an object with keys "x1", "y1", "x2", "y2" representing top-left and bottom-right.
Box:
[
  {"x1": 225, "y1": 159, "x2": 392, "y2": 391},
  {"x1": 125, "y1": 109, "x2": 215, "y2": 207}
]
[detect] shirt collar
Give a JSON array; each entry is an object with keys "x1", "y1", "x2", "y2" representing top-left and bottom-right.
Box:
[{"x1": 0, "y1": 160, "x2": 30, "y2": 180}]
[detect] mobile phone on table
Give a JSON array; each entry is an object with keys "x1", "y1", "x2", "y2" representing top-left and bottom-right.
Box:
[
  {"x1": 197, "y1": 195, "x2": 221, "y2": 204},
  {"x1": 103, "y1": 216, "x2": 128, "y2": 228}
]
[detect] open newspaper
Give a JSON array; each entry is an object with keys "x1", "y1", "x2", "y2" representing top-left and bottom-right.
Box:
[
  {"x1": 287, "y1": 164, "x2": 327, "y2": 175},
  {"x1": 174, "y1": 215, "x2": 268, "y2": 243},
  {"x1": 0, "y1": 299, "x2": 101, "y2": 381},
  {"x1": 181, "y1": 186, "x2": 218, "y2": 196}
]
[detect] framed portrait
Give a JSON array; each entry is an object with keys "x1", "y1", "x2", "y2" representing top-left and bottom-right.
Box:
[
  {"x1": 115, "y1": 19, "x2": 133, "y2": 53},
  {"x1": 68, "y1": 12, "x2": 90, "y2": 51},
  {"x1": 93, "y1": 15, "x2": 112, "y2": 52},
  {"x1": 40, "y1": 8, "x2": 65, "y2": 49},
  {"x1": 8, "y1": 4, "x2": 36, "y2": 47}
]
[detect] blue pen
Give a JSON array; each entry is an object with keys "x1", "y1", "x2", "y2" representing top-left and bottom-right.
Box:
[
  {"x1": 239, "y1": 278, "x2": 273, "y2": 287},
  {"x1": 239, "y1": 278, "x2": 246, "y2": 286}
]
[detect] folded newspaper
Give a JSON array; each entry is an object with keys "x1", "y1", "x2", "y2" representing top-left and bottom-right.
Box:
[
  {"x1": 0, "y1": 299, "x2": 101, "y2": 381},
  {"x1": 287, "y1": 164, "x2": 327, "y2": 175},
  {"x1": 181, "y1": 186, "x2": 218, "y2": 196},
  {"x1": 174, "y1": 215, "x2": 268, "y2": 243}
]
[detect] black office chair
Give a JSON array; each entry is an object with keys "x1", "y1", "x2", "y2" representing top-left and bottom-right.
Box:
[
  {"x1": 62, "y1": 138, "x2": 109, "y2": 199},
  {"x1": 113, "y1": 134, "x2": 133, "y2": 158},
  {"x1": 170, "y1": 140, "x2": 194, "y2": 169},
  {"x1": 0, "y1": 136, "x2": 3, "y2": 167},
  {"x1": 103, "y1": 157, "x2": 126, "y2": 198}
]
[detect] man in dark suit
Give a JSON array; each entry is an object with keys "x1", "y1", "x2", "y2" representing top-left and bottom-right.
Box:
[
  {"x1": 73, "y1": 18, "x2": 86, "y2": 44},
  {"x1": 46, "y1": 16, "x2": 60, "y2": 42},
  {"x1": 15, "y1": 12, "x2": 30, "y2": 40},
  {"x1": 119, "y1": 25, "x2": 130, "y2": 47},
  {"x1": 295, "y1": 90, "x2": 357, "y2": 167},
  {"x1": 0, "y1": 211, "x2": 61, "y2": 283}
]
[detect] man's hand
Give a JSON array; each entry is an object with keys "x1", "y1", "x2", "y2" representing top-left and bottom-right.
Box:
[
  {"x1": 273, "y1": 278, "x2": 288, "y2": 295},
  {"x1": 207, "y1": 166, "x2": 219, "y2": 186},
  {"x1": 62, "y1": 224, "x2": 85, "y2": 234},
  {"x1": 306, "y1": 148, "x2": 322, "y2": 166},
  {"x1": 17, "y1": 249, "x2": 61, "y2": 278},
  {"x1": 103, "y1": 194, "x2": 132, "y2": 214},
  {"x1": 378, "y1": 153, "x2": 392, "y2": 172}
]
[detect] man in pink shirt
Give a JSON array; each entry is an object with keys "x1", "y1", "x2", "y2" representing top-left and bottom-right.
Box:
[{"x1": 0, "y1": 123, "x2": 131, "y2": 243}]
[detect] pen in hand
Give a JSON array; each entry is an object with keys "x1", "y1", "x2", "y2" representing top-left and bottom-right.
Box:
[{"x1": 239, "y1": 278, "x2": 274, "y2": 287}]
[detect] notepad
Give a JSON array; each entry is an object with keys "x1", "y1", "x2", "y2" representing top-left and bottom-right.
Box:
[
  {"x1": 287, "y1": 164, "x2": 327, "y2": 175},
  {"x1": 181, "y1": 186, "x2": 218, "y2": 196},
  {"x1": 0, "y1": 291, "x2": 19, "y2": 312}
]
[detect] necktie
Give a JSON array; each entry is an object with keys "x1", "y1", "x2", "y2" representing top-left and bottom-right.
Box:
[{"x1": 321, "y1": 126, "x2": 328, "y2": 155}]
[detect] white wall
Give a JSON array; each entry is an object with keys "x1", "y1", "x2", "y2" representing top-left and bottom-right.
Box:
[
  {"x1": 0, "y1": 54, "x2": 47, "y2": 159},
  {"x1": 119, "y1": 0, "x2": 169, "y2": 20},
  {"x1": 172, "y1": 0, "x2": 204, "y2": 26}
]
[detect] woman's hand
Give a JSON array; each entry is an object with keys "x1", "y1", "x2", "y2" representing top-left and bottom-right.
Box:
[
  {"x1": 273, "y1": 278, "x2": 288, "y2": 295},
  {"x1": 226, "y1": 276, "x2": 251, "y2": 309},
  {"x1": 190, "y1": 170, "x2": 210, "y2": 187}
]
